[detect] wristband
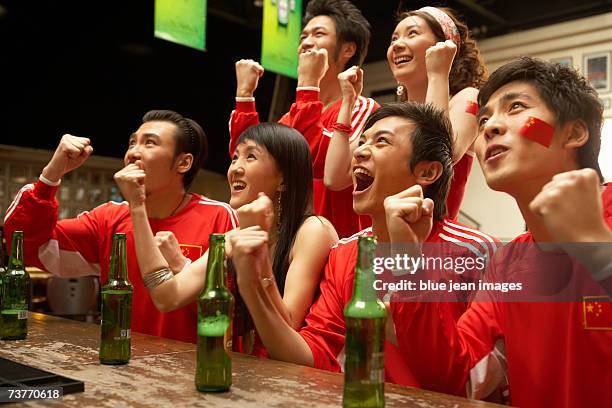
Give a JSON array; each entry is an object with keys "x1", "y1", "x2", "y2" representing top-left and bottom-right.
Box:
[
  {"x1": 296, "y1": 86, "x2": 320, "y2": 92},
  {"x1": 236, "y1": 96, "x2": 255, "y2": 102},
  {"x1": 332, "y1": 122, "x2": 353, "y2": 134},
  {"x1": 39, "y1": 174, "x2": 61, "y2": 186}
]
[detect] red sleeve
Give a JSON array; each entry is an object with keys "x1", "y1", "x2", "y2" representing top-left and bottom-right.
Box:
[
  {"x1": 446, "y1": 153, "x2": 474, "y2": 220},
  {"x1": 4, "y1": 180, "x2": 105, "y2": 277},
  {"x1": 390, "y1": 298, "x2": 503, "y2": 397},
  {"x1": 298, "y1": 247, "x2": 347, "y2": 372},
  {"x1": 229, "y1": 100, "x2": 260, "y2": 156},
  {"x1": 281, "y1": 92, "x2": 379, "y2": 179},
  {"x1": 279, "y1": 90, "x2": 326, "y2": 177}
]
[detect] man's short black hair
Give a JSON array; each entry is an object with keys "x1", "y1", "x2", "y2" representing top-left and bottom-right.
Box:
[
  {"x1": 363, "y1": 102, "x2": 454, "y2": 220},
  {"x1": 304, "y1": 0, "x2": 371, "y2": 68},
  {"x1": 478, "y1": 57, "x2": 603, "y2": 181},
  {"x1": 142, "y1": 110, "x2": 208, "y2": 189}
]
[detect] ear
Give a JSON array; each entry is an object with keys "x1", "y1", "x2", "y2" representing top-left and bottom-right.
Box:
[
  {"x1": 413, "y1": 161, "x2": 443, "y2": 187},
  {"x1": 175, "y1": 153, "x2": 194, "y2": 175},
  {"x1": 339, "y1": 42, "x2": 356, "y2": 64},
  {"x1": 562, "y1": 119, "x2": 589, "y2": 150}
]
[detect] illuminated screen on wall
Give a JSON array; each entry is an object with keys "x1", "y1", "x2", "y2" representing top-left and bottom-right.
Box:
[
  {"x1": 154, "y1": 0, "x2": 207, "y2": 51},
  {"x1": 261, "y1": 0, "x2": 302, "y2": 79}
]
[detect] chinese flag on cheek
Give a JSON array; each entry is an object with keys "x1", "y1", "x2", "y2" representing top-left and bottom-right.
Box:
[{"x1": 519, "y1": 116, "x2": 555, "y2": 148}]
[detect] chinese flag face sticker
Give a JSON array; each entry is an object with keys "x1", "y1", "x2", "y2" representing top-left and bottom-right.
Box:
[
  {"x1": 465, "y1": 101, "x2": 479, "y2": 116},
  {"x1": 518, "y1": 116, "x2": 555, "y2": 148}
]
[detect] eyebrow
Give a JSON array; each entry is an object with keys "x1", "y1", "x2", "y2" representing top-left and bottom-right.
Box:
[
  {"x1": 477, "y1": 92, "x2": 535, "y2": 118},
  {"x1": 392, "y1": 24, "x2": 419, "y2": 37},
  {"x1": 301, "y1": 25, "x2": 328, "y2": 35},
  {"x1": 361, "y1": 129, "x2": 395, "y2": 140},
  {"x1": 129, "y1": 132, "x2": 161, "y2": 140}
]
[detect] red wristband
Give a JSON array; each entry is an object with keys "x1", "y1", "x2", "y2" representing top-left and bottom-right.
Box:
[{"x1": 332, "y1": 122, "x2": 353, "y2": 134}]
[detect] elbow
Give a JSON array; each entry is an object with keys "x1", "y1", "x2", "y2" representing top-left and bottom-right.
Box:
[
  {"x1": 323, "y1": 174, "x2": 349, "y2": 191},
  {"x1": 150, "y1": 296, "x2": 179, "y2": 313}
]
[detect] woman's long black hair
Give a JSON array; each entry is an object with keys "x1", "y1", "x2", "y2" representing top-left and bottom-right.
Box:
[{"x1": 237, "y1": 122, "x2": 314, "y2": 295}]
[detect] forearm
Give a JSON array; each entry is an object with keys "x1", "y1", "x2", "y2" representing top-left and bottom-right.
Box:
[
  {"x1": 426, "y1": 75, "x2": 450, "y2": 113},
  {"x1": 324, "y1": 99, "x2": 354, "y2": 190},
  {"x1": 262, "y1": 281, "x2": 296, "y2": 328},
  {"x1": 240, "y1": 279, "x2": 314, "y2": 366}
]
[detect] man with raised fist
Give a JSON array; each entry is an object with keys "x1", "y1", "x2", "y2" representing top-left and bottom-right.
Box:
[
  {"x1": 229, "y1": 0, "x2": 377, "y2": 238},
  {"x1": 4, "y1": 110, "x2": 237, "y2": 343}
]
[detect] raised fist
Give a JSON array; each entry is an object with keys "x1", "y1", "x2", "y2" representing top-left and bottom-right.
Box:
[
  {"x1": 338, "y1": 65, "x2": 363, "y2": 103},
  {"x1": 384, "y1": 185, "x2": 434, "y2": 244},
  {"x1": 235, "y1": 59, "x2": 264, "y2": 98},
  {"x1": 237, "y1": 193, "x2": 275, "y2": 233},
  {"x1": 42, "y1": 134, "x2": 93, "y2": 182},
  {"x1": 425, "y1": 40, "x2": 457, "y2": 79},
  {"x1": 298, "y1": 48, "x2": 328, "y2": 88},
  {"x1": 114, "y1": 161, "x2": 146, "y2": 206}
]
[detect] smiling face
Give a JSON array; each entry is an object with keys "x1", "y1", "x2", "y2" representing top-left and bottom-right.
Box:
[
  {"x1": 298, "y1": 15, "x2": 338, "y2": 66},
  {"x1": 351, "y1": 116, "x2": 418, "y2": 217},
  {"x1": 475, "y1": 81, "x2": 575, "y2": 195},
  {"x1": 387, "y1": 15, "x2": 438, "y2": 89},
  {"x1": 124, "y1": 121, "x2": 183, "y2": 194},
  {"x1": 227, "y1": 139, "x2": 283, "y2": 209}
]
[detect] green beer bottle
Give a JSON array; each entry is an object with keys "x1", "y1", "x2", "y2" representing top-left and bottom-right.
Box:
[
  {"x1": 99, "y1": 233, "x2": 133, "y2": 364},
  {"x1": 195, "y1": 234, "x2": 234, "y2": 392},
  {"x1": 0, "y1": 231, "x2": 31, "y2": 340},
  {"x1": 343, "y1": 236, "x2": 386, "y2": 408}
]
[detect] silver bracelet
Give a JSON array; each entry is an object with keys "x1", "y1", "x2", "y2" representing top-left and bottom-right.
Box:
[{"x1": 143, "y1": 268, "x2": 174, "y2": 290}]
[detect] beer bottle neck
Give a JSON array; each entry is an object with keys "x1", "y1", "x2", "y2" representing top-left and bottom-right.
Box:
[
  {"x1": 205, "y1": 235, "x2": 226, "y2": 291},
  {"x1": 352, "y1": 236, "x2": 378, "y2": 302},
  {"x1": 109, "y1": 235, "x2": 128, "y2": 282},
  {"x1": 9, "y1": 232, "x2": 24, "y2": 270}
]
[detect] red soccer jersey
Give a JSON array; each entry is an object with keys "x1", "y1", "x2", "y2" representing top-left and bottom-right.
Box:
[
  {"x1": 4, "y1": 180, "x2": 238, "y2": 343},
  {"x1": 390, "y1": 183, "x2": 612, "y2": 407},
  {"x1": 298, "y1": 219, "x2": 498, "y2": 387}
]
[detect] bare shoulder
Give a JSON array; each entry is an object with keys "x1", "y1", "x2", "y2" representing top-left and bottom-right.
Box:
[
  {"x1": 296, "y1": 216, "x2": 339, "y2": 244},
  {"x1": 450, "y1": 87, "x2": 479, "y2": 106}
]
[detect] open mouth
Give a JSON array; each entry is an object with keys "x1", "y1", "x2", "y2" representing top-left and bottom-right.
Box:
[
  {"x1": 231, "y1": 181, "x2": 246, "y2": 192},
  {"x1": 485, "y1": 145, "x2": 509, "y2": 162},
  {"x1": 394, "y1": 55, "x2": 413, "y2": 66},
  {"x1": 353, "y1": 168, "x2": 374, "y2": 192}
]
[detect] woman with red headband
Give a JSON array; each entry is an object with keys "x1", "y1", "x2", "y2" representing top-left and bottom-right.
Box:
[{"x1": 324, "y1": 6, "x2": 487, "y2": 220}]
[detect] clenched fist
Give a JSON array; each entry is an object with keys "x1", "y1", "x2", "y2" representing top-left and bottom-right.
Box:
[
  {"x1": 297, "y1": 48, "x2": 328, "y2": 88},
  {"x1": 235, "y1": 59, "x2": 264, "y2": 98},
  {"x1": 384, "y1": 185, "x2": 434, "y2": 244},
  {"x1": 338, "y1": 65, "x2": 363, "y2": 103},
  {"x1": 237, "y1": 193, "x2": 275, "y2": 233},
  {"x1": 425, "y1": 40, "x2": 457, "y2": 80},
  {"x1": 114, "y1": 161, "x2": 146, "y2": 207},
  {"x1": 530, "y1": 168, "x2": 610, "y2": 242},
  {"x1": 42, "y1": 134, "x2": 93, "y2": 182},
  {"x1": 154, "y1": 231, "x2": 189, "y2": 273}
]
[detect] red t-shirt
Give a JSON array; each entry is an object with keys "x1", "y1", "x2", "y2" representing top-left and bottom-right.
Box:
[
  {"x1": 390, "y1": 183, "x2": 612, "y2": 407},
  {"x1": 4, "y1": 181, "x2": 238, "y2": 343},
  {"x1": 298, "y1": 219, "x2": 498, "y2": 387}
]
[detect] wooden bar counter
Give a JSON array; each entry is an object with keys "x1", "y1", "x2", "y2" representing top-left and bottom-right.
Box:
[{"x1": 0, "y1": 313, "x2": 503, "y2": 407}]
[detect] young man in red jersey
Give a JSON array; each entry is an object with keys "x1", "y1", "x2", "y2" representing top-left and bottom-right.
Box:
[
  {"x1": 229, "y1": 102, "x2": 498, "y2": 387},
  {"x1": 390, "y1": 57, "x2": 611, "y2": 407},
  {"x1": 4, "y1": 110, "x2": 237, "y2": 343},
  {"x1": 229, "y1": 0, "x2": 377, "y2": 238}
]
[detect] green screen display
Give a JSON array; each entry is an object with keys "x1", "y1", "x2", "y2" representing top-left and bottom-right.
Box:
[
  {"x1": 261, "y1": 0, "x2": 302, "y2": 79},
  {"x1": 154, "y1": 0, "x2": 207, "y2": 51}
]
